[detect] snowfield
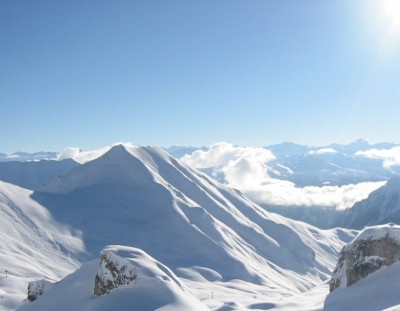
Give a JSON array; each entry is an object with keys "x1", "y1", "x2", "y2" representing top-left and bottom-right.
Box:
[
  {"x1": 0, "y1": 181, "x2": 80, "y2": 310},
  {"x1": 18, "y1": 246, "x2": 208, "y2": 311}
]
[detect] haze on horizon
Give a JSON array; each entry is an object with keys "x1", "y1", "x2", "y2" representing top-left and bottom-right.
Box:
[{"x1": 1, "y1": 0, "x2": 399, "y2": 153}]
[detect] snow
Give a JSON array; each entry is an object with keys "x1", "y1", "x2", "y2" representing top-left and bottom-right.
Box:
[
  {"x1": 0, "y1": 181, "x2": 80, "y2": 310},
  {"x1": 0, "y1": 159, "x2": 78, "y2": 190},
  {"x1": 18, "y1": 245, "x2": 208, "y2": 311},
  {"x1": 354, "y1": 223, "x2": 400, "y2": 243},
  {"x1": 324, "y1": 262, "x2": 400, "y2": 311}
]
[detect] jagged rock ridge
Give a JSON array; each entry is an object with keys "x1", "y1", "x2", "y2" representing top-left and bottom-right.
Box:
[
  {"x1": 27, "y1": 280, "x2": 53, "y2": 302},
  {"x1": 94, "y1": 250, "x2": 137, "y2": 296}
]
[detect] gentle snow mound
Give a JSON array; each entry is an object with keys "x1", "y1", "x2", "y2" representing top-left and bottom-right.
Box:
[
  {"x1": 355, "y1": 223, "x2": 400, "y2": 243},
  {"x1": 18, "y1": 245, "x2": 208, "y2": 311}
]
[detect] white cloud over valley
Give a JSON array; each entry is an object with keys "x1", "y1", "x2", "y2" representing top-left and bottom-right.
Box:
[
  {"x1": 356, "y1": 147, "x2": 400, "y2": 168},
  {"x1": 243, "y1": 180, "x2": 385, "y2": 210},
  {"x1": 181, "y1": 142, "x2": 275, "y2": 169},
  {"x1": 181, "y1": 142, "x2": 385, "y2": 210}
]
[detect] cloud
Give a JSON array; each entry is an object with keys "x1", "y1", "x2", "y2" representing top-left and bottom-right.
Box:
[
  {"x1": 181, "y1": 142, "x2": 384, "y2": 210},
  {"x1": 57, "y1": 147, "x2": 81, "y2": 161},
  {"x1": 308, "y1": 148, "x2": 337, "y2": 155},
  {"x1": 181, "y1": 142, "x2": 275, "y2": 169},
  {"x1": 355, "y1": 146, "x2": 400, "y2": 168},
  {"x1": 243, "y1": 180, "x2": 385, "y2": 210},
  {"x1": 57, "y1": 142, "x2": 135, "y2": 164}
]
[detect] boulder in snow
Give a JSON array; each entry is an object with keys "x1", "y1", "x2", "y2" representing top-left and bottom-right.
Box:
[
  {"x1": 27, "y1": 279, "x2": 53, "y2": 302},
  {"x1": 94, "y1": 249, "x2": 137, "y2": 296},
  {"x1": 330, "y1": 223, "x2": 400, "y2": 292}
]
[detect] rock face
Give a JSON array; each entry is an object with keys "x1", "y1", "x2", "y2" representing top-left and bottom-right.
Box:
[
  {"x1": 27, "y1": 280, "x2": 53, "y2": 301},
  {"x1": 330, "y1": 224, "x2": 400, "y2": 292},
  {"x1": 94, "y1": 250, "x2": 137, "y2": 296}
]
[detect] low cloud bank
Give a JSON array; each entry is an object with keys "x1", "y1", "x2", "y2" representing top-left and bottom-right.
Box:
[
  {"x1": 356, "y1": 146, "x2": 400, "y2": 168},
  {"x1": 308, "y1": 148, "x2": 337, "y2": 155},
  {"x1": 181, "y1": 142, "x2": 385, "y2": 210},
  {"x1": 243, "y1": 180, "x2": 385, "y2": 210},
  {"x1": 181, "y1": 142, "x2": 275, "y2": 169}
]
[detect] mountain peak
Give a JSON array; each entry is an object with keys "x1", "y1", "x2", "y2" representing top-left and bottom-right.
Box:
[
  {"x1": 100, "y1": 143, "x2": 133, "y2": 159},
  {"x1": 42, "y1": 144, "x2": 156, "y2": 194}
]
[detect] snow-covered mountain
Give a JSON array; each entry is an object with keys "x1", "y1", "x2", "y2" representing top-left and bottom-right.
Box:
[
  {"x1": 35, "y1": 145, "x2": 350, "y2": 284},
  {"x1": 0, "y1": 159, "x2": 78, "y2": 190},
  {"x1": 1, "y1": 144, "x2": 356, "y2": 310},
  {"x1": 338, "y1": 177, "x2": 400, "y2": 229}
]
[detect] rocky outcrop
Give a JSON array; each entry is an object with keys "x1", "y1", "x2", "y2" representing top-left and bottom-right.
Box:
[
  {"x1": 94, "y1": 250, "x2": 137, "y2": 296},
  {"x1": 330, "y1": 224, "x2": 400, "y2": 292},
  {"x1": 27, "y1": 279, "x2": 53, "y2": 301}
]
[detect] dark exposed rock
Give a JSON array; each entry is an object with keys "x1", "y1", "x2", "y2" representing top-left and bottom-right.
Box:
[
  {"x1": 27, "y1": 279, "x2": 53, "y2": 302},
  {"x1": 330, "y1": 224, "x2": 400, "y2": 292},
  {"x1": 94, "y1": 251, "x2": 137, "y2": 296}
]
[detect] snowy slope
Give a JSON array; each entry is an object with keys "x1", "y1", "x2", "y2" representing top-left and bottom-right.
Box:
[
  {"x1": 339, "y1": 176, "x2": 400, "y2": 229},
  {"x1": 18, "y1": 245, "x2": 208, "y2": 311},
  {"x1": 324, "y1": 256, "x2": 400, "y2": 310},
  {"x1": 0, "y1": 181, "x2": 80, "y2": 310},
  {"x1": 0, "y1": 159, "x2": 78, "y2": 190},
  {"x1": 31, "y1": 145, "x2": 355, "y2": 296}
]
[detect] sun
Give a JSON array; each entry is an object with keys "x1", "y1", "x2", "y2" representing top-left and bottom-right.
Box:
[{"x1": 382, "y1": 0, "x2": 400, "y2": 33}]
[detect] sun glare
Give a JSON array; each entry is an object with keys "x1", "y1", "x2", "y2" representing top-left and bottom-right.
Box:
[{"x1": 382, "y1": 0, "x2": 400, "y2": 33}]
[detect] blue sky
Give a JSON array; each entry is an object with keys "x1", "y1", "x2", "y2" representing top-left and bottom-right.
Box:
[{"x1": 1, "y1": 0, "x2": 399, "y2": 153}]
